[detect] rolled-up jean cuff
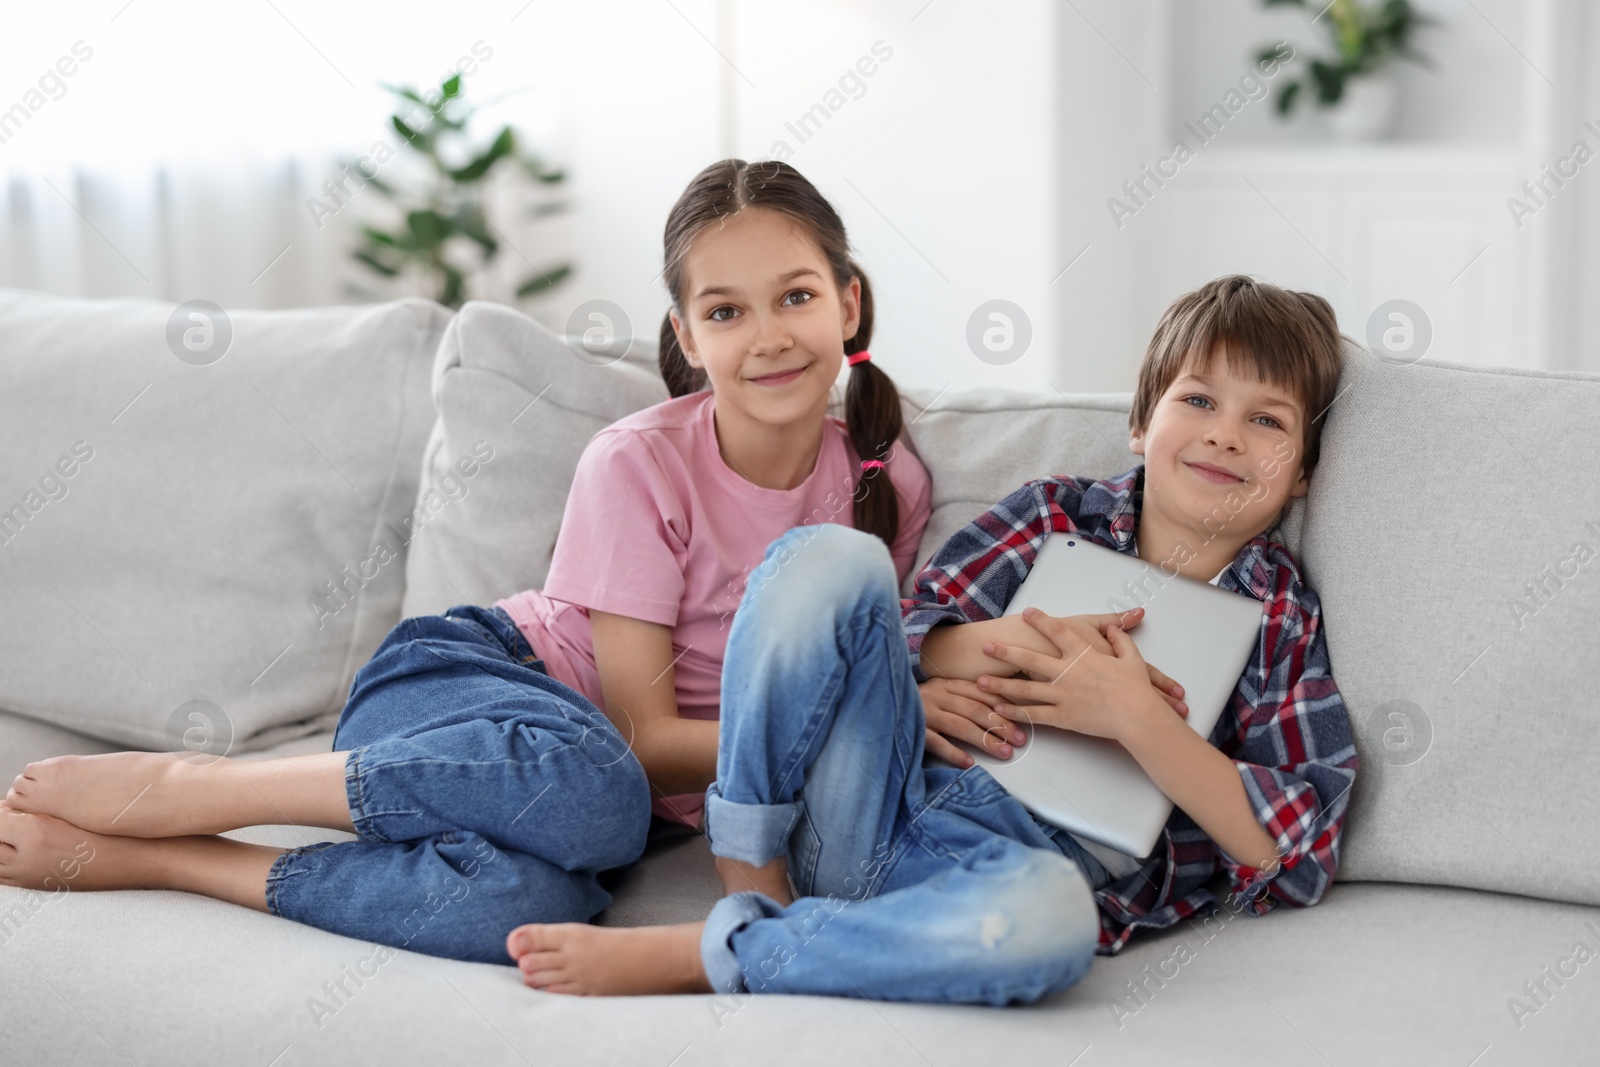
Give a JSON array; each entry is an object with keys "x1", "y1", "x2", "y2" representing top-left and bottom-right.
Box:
[
  {"x1": 262, "y1": 842, "x2": 328, "y2": 919},
  {"x1": 703, "y1": 787, "x2": 801, "y2": 866},
  {"x1": 342, "y1": 748, "x2": 389, "y2": 842},
  {"x1": 700, "y1": 891, "x2": 780, "y2": 995}
]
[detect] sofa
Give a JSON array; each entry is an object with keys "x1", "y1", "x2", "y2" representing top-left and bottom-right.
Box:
[{"x1": 1, "y1": 287, "x2": 1595, "y2": 1066}]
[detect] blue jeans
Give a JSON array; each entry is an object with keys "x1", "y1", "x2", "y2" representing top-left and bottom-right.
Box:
[
  {"x1": 700, "y1": 524, "x2": 1110, "y2": 1005},
  {"x1": 265, "y1": 604, "x2": 651, "y2": 965}
]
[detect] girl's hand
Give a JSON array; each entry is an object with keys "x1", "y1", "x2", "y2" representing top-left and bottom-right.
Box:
[
  {"x1": 975, "y1": 610, "x2": 1178, "y2": 743},
  {"x1": 1010, "y1": 606, "x2": 1187, "y2": 717},
  {"x1": 918, "y1": 677, "x2": 1029, "y2": 769}
]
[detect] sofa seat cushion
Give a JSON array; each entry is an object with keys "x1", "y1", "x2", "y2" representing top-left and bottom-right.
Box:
[
  {"x1": 1, "y1": 856, "x2": 1589, "y2": 1063},
  {"x1": 4, "y1": 714, "x2": 1589, "y2": 1057}
]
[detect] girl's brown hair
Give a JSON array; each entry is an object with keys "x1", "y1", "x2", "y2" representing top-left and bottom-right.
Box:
[{"x1": 657, "y1": 159, "x2": 904, "y2": 549}]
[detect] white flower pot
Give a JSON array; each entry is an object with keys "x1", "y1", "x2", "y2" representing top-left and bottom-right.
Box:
[{"x1": 1327, "y1": 71, "x2": 1402, "y2": 141}]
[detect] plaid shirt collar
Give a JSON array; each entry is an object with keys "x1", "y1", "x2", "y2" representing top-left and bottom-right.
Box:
[{"x1": 1082, "y1": 464, "x2": 1280, "y2": 602}]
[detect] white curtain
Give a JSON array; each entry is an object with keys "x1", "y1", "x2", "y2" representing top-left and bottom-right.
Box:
[
  {"x1": 0, "y1": 152, "x2": 567, "y2": 312},
  {"x1": 5, "y1": 156, "x2": 329, "y2": 308},
  {"x1": 0, "y1": 1, "x2": 583, "y2": 312}
]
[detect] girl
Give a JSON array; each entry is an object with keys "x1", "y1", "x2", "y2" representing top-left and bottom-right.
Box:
[{"x1": 0, "y1": 159, "x2": 1012, "y2": 966}]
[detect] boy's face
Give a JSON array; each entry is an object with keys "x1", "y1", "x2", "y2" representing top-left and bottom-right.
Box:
[{"x1": 1128, "y1": 345, "x2": 1310, "y2": 544}]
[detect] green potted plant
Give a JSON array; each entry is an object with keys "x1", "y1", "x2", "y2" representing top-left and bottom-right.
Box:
[
  {"x1": 1258, "y1": 0, "x2": 1439, "y2": 140},
  {"x1": 344, "y1": 73, "x2": 571, "y2": 309}
]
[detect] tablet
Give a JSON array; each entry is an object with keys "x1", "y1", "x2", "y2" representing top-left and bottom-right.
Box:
[{"x1": 950, "y1": 533, "x2": 1264, "y2": 859}]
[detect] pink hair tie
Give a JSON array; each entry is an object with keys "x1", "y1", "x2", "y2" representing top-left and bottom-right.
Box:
[
  {"x1": 847, "y1": 350, "x2": 872, "y2": 366},
  {"x1": 860, "y1": 459, "x2": 886, "y2": 471}
]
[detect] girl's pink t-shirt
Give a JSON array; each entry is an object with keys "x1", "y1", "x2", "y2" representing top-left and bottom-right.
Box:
[{"x1": 493, "y1": 390, "x2": 934, "y2": 829}]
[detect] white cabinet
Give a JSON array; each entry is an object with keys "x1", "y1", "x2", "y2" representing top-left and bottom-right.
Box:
[{"x1": 1148, "y1": 146, "x2": 1537, "y2": 369}]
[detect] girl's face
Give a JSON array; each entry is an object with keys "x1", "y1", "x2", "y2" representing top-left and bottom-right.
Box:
[{"x1": 669, "y1": 207, "x2": 860, "y2": 430}]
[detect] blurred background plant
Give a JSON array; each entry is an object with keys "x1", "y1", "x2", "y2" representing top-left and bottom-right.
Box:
[
  {"x1": 344, "y1": 73, "x2": 571, "y2": 309},
  {"x1": 1258, "y1": 0, "x2": 1439, "y2": 117}
]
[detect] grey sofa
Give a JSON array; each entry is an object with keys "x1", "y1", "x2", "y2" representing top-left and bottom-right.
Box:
[{"x1": 2, "y1": 288, "x2": 1596, "y2": 1065}]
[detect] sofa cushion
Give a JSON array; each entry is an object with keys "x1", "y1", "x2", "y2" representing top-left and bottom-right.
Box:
[
  {"x1": 399, "y1": 302, "x2": 674, "y2": 616},
  {"x1": 1302, "y1": 342, "x2": 1600, "y2": 905},
  {"x1": 0, "y1": 289, "x2": 450, "y2": 753},
  {"x1": 0, "y1": 708, "x2": 121, "y2": 772}
]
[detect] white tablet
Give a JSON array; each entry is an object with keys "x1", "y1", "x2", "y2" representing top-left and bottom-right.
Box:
[{"x1": 950, "y1": 533, "x2": 1264, "y2": 860}]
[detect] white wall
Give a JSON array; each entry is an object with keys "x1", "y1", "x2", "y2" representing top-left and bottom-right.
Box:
[
  {"x1": 1052, "y1": 0, "x2": 1167, "y2": 393},
  {"x1": 536, "y1": 0, "x2": 1064, "y2": 396},
  {"x1": 731, "y1": 0, "x2": 1060, "y2": 395},
  {"x1": 508, "y1": 0, "x2": 725, "y2": 359}
]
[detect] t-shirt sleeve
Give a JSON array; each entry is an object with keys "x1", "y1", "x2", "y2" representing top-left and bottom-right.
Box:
[
  {"x1": 539, "y1": 429, "x2": 688, "y2": 627},
  {"x1": 887, "y1": 437, "x2": 934, "y2": 587}
]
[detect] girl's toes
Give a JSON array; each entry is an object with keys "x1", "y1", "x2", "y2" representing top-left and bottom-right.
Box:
[
  {"x1": 0, "y1": 804, "x2": 28, "y2": 839},
  {"x1": 520, "y1": 963, "x2": 578, "y2": 993},
  {"x1": 516, "y1": 950, "x2": 565, "y2": 977},
  {"x1": 507, "y1": 923, "x2": 566, "y2": 959},
  {"x1": 520, "y1": 966, "x2": 568, "y2": 990},
  {"x1": 507, "y1": 925, "x2": 537, "y2": 959}
]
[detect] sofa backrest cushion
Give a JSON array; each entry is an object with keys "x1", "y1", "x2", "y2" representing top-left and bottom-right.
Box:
[
  {"x1": 399, "y1": 302, "x2": 673, "y2": 615},
  {"x1": 0, "y1": 289, "x2": 450, "y2": 753},
  {"x1": 1303, "y1": 343, "x2": 1600, "y2": 906}
]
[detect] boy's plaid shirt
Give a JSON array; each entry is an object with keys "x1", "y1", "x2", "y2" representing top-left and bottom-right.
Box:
[{"x1": 900, "y1": 465, "x2": 1360, "y2": 955}]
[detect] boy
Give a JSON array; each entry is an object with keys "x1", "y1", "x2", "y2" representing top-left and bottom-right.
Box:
[{"x1": 505, "y1": 275, "x2": 1360, "y2": 1003}]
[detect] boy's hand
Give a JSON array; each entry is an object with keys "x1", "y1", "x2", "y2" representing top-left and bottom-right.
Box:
[
  {"x1": 918, "y1": 677, "x2": 1029, "y2": 769},
  {"x1": 1012, "y1": 607, "x2": 1188, "y2": 717},
  {"x1": 975, "y1": 607, "x2": 1185, "y2": 743}
]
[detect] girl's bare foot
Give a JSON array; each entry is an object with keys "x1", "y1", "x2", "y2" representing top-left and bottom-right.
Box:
[
  {"x1": 506, "y1": 921, "x2": 712, "y2": 996},
  {"x1": 8, "y1": 752, "x2": 219, "y2": 837},
  {"x1": 0, "y1": 803, "x2": 159, "y2": 892},
  {"x1": 7, "y1": 750, "x2": 353, "y2": 838},
  {"x1": 0, "y1": 802, "x2": 282, "y2": 911}
]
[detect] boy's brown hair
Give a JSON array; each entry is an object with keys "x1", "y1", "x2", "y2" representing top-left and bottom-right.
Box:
[{"x1": 1129, "y1": 275, "x2": 1344, "y2": 477}]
